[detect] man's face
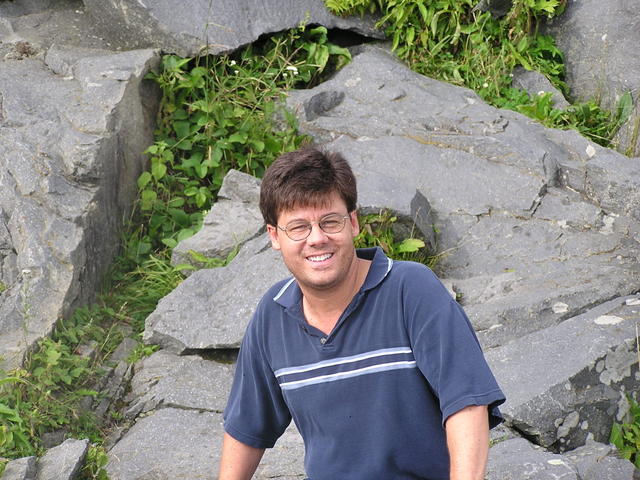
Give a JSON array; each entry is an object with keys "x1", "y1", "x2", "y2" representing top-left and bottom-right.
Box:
[{"x1": 266, "y1": 191, "x2": 360, "y2": 295}]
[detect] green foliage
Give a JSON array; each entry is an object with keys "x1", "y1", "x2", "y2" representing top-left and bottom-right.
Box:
[
  {"x1": 133, "y1": 25, "x2": 351, "y2": 257},
  {"x1": 0, "y1": 281, "x2": 6, "y2": 294},
  {"x1": 495, "y1": 90, "x2": 633, "y2": 146},
  {"x1": 79, "y1": 444, "x2": 109, "y2": 480},
  {"x1": 324, "y1": 0, "x2": 628, "y2": 149},
  {"x1": 0, "y1": 313, "x2": 116, "y2": 459},
  {"x1": 610, "y1": 396, "x2": 640, "y2": 469},
  {"x1": 354, "y1": 210, "x2": 437, "y2": 268}
]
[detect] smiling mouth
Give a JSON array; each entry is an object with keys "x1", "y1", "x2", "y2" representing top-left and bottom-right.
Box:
[{"x1": 307, "y1": 253, "x2": 333, "y2": 262}]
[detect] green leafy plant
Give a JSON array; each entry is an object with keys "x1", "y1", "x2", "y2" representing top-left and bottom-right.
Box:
[
  {"x1": 354, "y1": 210, "x2": 437, "y2": 268},
  {"x1": 610, "y1": 396, "x2": 640, "y2": 468},
  {"x1": 79, "y1": 444, "x2": 110, "y2": 480},
  {"x1": 133, "y1": 25, "x2": 351, "y2": 256},
  {"x1": 324, "y1": 0, "x2": 628, "y2": 150}
]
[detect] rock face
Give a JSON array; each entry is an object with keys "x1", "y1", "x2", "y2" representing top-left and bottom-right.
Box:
[
  {"x1": 83, "y1": 0, "x2": 384, "y2": 57},
  {"x1": 0, "y1": 30, "x2": 159, "y2": 368},
  {"x1": 544, "y1": 0, "x2": 640, "y2": 155}
]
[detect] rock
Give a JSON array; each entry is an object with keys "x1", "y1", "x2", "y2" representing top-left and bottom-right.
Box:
[
  {"x1": 486, "y1": 438, "x2": 578, "y2": 480},
  {"x1": 473, "y1": 0, "x2": 513, "y2": 18},
  {"x1": 124, "y1": 350, "x2": 234, "y2": 419},
  {"x1": 93, "y1": 339, "x2": 137, "y2": 422},
  {"x1": 564, "y1": 440, "x2": 639, "y2": 480},
  {"x1": 0, "y1": 1, "x2": 110, "y2": 53},
  {"x1": 543, "y1": 1, "x2": 640, "y2": 155},
  {"x1": 145, "y1": 234, "x2": 290, "y2": 353},
  {"x1": 106, "y1": 408, "x2": 304, "y2": 479},
  {"x1": 0, "y1": 46, "x2": 160, "y2": 369},
  {"x1": 171, "y1": 169, "x2": 264, "y2": 273},
  {"x1": 486, "y1": 295, "x2": 640, "y2": 451},
  {"x1": 511, "y1": 66, "x2": 570, "y2": 109},
  {"x1": 36, "y1": 438, "x2": 89, "y2": 480},
  {"x1": 0, "y1": 456, "x2": 36, "y2": 480},
  {"x1": 82, "y1": 0, "x2": 384, "y2": 57}
]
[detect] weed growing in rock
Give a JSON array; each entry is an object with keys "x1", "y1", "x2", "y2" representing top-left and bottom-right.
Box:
[
  {"x1": 355, "y1": 211, "x2": 438, "y2": 268},
  {"x1": 133, "y1": 25, "x2": 351, "y2": 257},
  {"x1": 610, "y1": 395, "x2": 640, "y2": 468},
  {"x1": 325, "y1": 0, "x2": 630, "y2": 149}
]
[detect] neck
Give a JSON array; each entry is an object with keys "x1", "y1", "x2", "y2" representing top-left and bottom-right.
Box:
[{"x1": 301, "y1": 257, "x2": 371, "y2": 335}]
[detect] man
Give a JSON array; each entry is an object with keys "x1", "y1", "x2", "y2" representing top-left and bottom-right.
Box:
[{"x1": 219, "y1": 147, "x2": 505, "y2": 480}]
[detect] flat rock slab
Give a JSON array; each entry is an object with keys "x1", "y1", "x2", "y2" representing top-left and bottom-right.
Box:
[
  {"x1": 144, "y1": 234, "x2": 290, "y2": 353},
  {"x1": 0, "y1": 46, "x2": 159, "y2": 369},
  {"x1": 125, "y1": 350, "x2": 235, "y2": 418},
  {"x1": 487, "y1": 438, "x2": 578, "y2": 480},
  {"x1": 106, "y1": 408, "x2": 304, "y2": 480},
  {"x1": 486, "y1": 294, "x2": 640, "y2": 451},
  {"x1": 83, "y1": 0, "x2": 383, "y2": 57}
]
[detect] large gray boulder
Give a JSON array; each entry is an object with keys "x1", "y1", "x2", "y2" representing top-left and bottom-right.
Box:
[
  {"x1": 83, "y1": 0, "x2": 383, "y2": 57},
  {"x1": 543, "y1": 0, "x2": 640, "y2": 155},
  {"x1": 106, "y1": 350, "x2": 305, "y2": 479},
  {"x1": 486, "y1": 295, "x2": 640, "y2": 451},
  {"x1": 0, "y1": 42, "x2": 159, "y2": 369}
]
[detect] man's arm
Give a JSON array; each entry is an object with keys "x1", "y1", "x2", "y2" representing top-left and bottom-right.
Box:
[
  {"x1": 445, "y1": 405, "x2": 490, "y2": 480},
  {"x1": 218, "y1": 432, "x2": 265, "y2": 480}
]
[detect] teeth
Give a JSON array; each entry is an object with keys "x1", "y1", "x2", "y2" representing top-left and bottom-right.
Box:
[{"x1": 308, "y1": 253, "x2": 332, "y2": 262}]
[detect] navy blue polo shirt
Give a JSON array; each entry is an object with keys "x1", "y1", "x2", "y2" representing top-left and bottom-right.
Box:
[{"x1": 224, "y1": 247, "x2": 505, "y2": 480}]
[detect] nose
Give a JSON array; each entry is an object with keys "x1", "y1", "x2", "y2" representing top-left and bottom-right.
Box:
[{"x1": 305, "y1": 222, "x2": 329, "y2": 245}]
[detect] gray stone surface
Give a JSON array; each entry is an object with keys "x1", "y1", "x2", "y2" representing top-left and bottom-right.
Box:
[
  {"x1": 512, "y1": 66, "x2": 570, "y2": 109},
  {"x1": 486, "y1": 438, "x2": 578, "y2": 480},
  {"x1": 0, "y1": 44, "x2": 159, "y2": 369},
  {"x1": 36, "y1": 438, "x2": 89, "y2": 480},
  {"x1": 171, "y1": 169, "x2": 264, "y2": 272},
  {"x1": 83, "y1": 0, "x2": 384, "y2": 57},
  {"x1": 106, "y1": 407, "x2": 304, "y2": 480},
  {"x1": 0, "y1": 0, "x2": 110, "y2": 53},
  {"x1": 543, "y1": 0, "x2": 640, "y2": 155},
  {"x1": 486, "y1": 295, "x2": 640, "y2": 451},
  {"x1": 124, "y1": 350, "x2": 235, "y2": 418},
  {"x1": 565, "y1": 440, "x2": 640, "y2": 480},
  {"x1": 145, "y1": 234, "x2": 290, "y2": 352},
  {"x1": 0, "y1": 456, "x2": 36, "y2": 480}
]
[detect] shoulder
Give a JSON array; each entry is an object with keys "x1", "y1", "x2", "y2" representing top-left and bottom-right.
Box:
[{"x1": 387, "y1": 260, "x2": 457, "y2": 309}]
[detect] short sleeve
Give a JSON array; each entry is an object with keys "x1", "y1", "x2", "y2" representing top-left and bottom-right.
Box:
[
  {"x1": 223, "y1": 304, "x2": 292, "y2": 449},
  {"x1": 402, "y1": 266, "x2": 505, "y2": 428}
]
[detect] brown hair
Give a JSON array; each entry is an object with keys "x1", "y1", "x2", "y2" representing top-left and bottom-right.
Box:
[{"x1": 260, "y1": 147, "x2": 357, "y2": 226}]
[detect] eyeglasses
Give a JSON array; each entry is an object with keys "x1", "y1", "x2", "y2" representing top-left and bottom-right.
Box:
[{"x1": 277, "y1": 213, "x2": 350, "y2": 241}]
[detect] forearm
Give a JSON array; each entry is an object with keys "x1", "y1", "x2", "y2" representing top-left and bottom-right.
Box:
[
  {"x1": 445, "y1": 405, "x2": 490, "y2": 480},
  {"x1": 218, "y1": 432, "x2": 265, "y2": 480}
]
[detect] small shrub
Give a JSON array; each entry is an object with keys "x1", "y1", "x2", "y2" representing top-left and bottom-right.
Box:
[
  {"x1": 610, "y1": 396, "x2": 640, "y2": 469},
  {"x1": 354, "y1": 210, "x2": 437, "y2": 268}
]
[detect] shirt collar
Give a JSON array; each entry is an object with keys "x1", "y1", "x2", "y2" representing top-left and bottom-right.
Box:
[{"x1": 273, "y1": 247, "x2": 393, "y2": 309}]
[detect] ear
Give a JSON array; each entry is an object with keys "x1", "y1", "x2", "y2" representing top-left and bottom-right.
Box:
[
  {"x1": 267, "y1": 224, "x2": 282, "y2": 250},
  {"x1": 349, "y1": 210, "x2": 360, "y2": 239}
]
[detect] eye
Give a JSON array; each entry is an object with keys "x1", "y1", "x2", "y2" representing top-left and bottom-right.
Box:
[
  {"x1": 286, "y1": 222, "x2": 310, "y2": 233},
  {"x1": 320, "y1": 215, "x2": 345, "y2": 231}
]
